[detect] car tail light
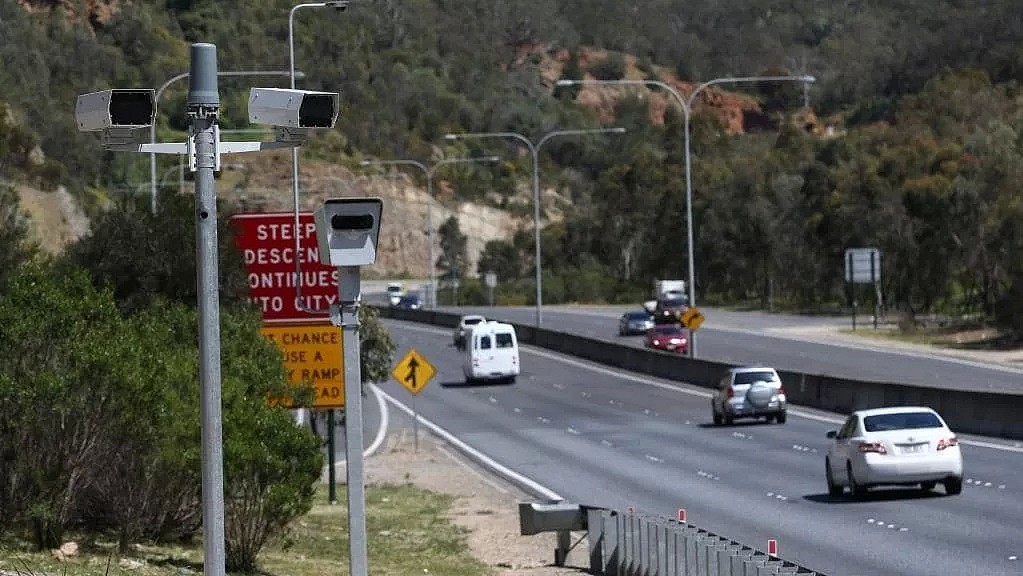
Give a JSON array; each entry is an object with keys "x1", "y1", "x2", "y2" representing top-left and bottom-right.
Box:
[
  {"x1": 937, "y1": 437, "x2": 958, "y2": 451},
  {"x1": 725, "y1": 386, "x2": 734, "y2": 399},
  {"x1": 858, "y1": 441, "x2": 887, "y2": 454},
  {"x1": 653, "y1": 339, "x2": 660, "y2": 346},
  {"x1": 776, "y1": 385, "x2": 785, "y2": 396}
]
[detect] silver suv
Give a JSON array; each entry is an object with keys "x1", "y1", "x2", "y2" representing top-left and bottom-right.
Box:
[{"x1": 711, "y1": 366, "x2": 787, "y2": 425}]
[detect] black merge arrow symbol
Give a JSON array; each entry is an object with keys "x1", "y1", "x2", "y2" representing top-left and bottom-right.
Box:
[{"x1": 404, "y1": 356, "x2": 419, "y2": 388}]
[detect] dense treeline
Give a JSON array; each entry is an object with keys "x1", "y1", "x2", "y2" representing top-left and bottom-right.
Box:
[
  {"x1": 2, "y1": 0, "x2": 1023, "y2": 330},
  {"x1": 0, "y1": 186, "x2": 396, "y2": 570}
]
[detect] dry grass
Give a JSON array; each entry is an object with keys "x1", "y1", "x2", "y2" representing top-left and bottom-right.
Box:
[{"x1": 0, "y1": 484, "x2": 491, "y2": 576}]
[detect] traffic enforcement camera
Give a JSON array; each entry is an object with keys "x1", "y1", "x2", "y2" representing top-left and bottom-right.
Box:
[
  {"x1": 314, "y1": 198, "x2": 384, "y2": 267},
  {"x1": 75, "y1": 89, "x2": 156, "y2": 148},
  {"x1": 248, "y1": 88, "x2": 340, "y2": 144}
]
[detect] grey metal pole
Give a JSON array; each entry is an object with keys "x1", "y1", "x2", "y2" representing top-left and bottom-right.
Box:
[
  {"x1": 188, "y1": 42, "x2": 227, "y2": 576},
  {"x1": 683, "y1": 106, "x2": 697, "y2": 358},
  {"x1": 530, "y1": 144, "x2": 542, "y2": 326},
  {"x1": 426, "y1": 176, "x2": 436, "y2": 308},
  {"x1": 338, "y1": 266, "x2": 369, "y2": 576},
  {"x1": 327, "y1": 408, "x2": 337, "y2": 503}
]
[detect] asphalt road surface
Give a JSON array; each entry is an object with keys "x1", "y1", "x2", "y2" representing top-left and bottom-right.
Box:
[
  {"x1": 437, "y1": 305, "x2": 1023, "y2": 393},
  {"x1": 378, "y1": 318, "x2": 1023, "y2": 576}
]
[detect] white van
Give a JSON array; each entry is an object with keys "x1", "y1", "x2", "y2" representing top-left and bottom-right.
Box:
[{"x1": 462, "y1": 322, "x2": 520, "y2": 384}]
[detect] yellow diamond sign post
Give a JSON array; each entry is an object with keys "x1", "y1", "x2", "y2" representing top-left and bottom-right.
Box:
[
  {"x1": 680, "y1": 306, "x2": 705, "y2": 332},
  {"x1": 391, "y1": 348, "x2": 437, "y2": 452}
]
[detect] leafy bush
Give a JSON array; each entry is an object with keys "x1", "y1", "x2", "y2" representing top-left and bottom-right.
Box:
[{"x1": 588, "y1": 52, "x2": 627, "y2": 81}]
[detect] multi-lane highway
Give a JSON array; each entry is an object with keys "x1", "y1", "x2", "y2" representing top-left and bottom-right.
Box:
[
  {"x1": 437, "y1": 305, "x2": 1023, "y2": 393},
  {"x1": 377, "y1": 318, "x2": 1023, "y2": 576}
]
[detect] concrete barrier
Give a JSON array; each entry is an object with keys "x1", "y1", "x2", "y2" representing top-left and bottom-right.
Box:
[{"x1": 376, "y1": 306, "x2": 1023, "y2": 440}]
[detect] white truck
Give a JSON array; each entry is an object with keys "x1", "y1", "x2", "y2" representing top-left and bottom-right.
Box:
[{"x1": 644, "y1": 279, "x2": 687, "y2": 314}]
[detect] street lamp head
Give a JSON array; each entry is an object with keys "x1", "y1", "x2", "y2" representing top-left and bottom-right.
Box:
[
  {"x1": 609, "y1": 127, "x2": 627, "y2": 134},
  {"x1": 325, "y1": 0, "x2": 349, "y2": 10},
  {"x1": 555, "y1": 79, "x2": 578, "y2": 87},
  {"x1": 294, "y1": 71, "x2": 307, "y2": 80},
  {"x1": 359, "y1": 160, "x2": 371, "y2": 166},
  {"x1": 801, "y1": 75, "x2": 816, "y2": 83},
  {"x1": 444, "y1": 133, "x2": 461, "y2": 141},
  {"x1": 482, "y1": 155, "x2": 500, "y2": 162}
]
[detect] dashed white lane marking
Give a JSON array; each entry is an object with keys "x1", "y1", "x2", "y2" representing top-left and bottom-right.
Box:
[
  {"x1": 553, "y1": 383, "x2": 565, "y2": 390},
  {"x1": 644, "y1": 409, "x2": 651, "y2": 415},
  {"x1": 398, "y1": 324, "x2": 1023, "y2": 454},
  {"x1": 1008, "y1": 555, "x2": 1017, "y2": 561},
  {"x1": 567, "y1": 427, "x2": 581, "y2": 435},
  {"x1": 965, "y1": 478, "x2": 1005, "y2": 488},
  {"x1": 867, "y1": 518, "x2": 909, "y2": 532},
  {"x1": 645, "y1": 454, "x2": 663, "y2": 463},
  {"x1": 581, "y1": 392, "x2": 591, "y2": 398},
  {"x1": 601, "y1": 439, "x2": 615, "y2": 447},
  {"x1": 537, "y1": 416, "x2": 550, "y2": 424},
  {"x1": 436, "y1": 445, "x2": 510, "y2": 494},
  {"x1": 513, "y1": 407, "x2": 522, "y2": 413},
  {"x1": 792, "y1": 444, "x2": 818, "y2": 453},
  {"x1": 732, "y1": 431, "x2": 753, "y2": 440},
  {"x1": 488, "y1": 396, "x2": 498, "y2": 403},
  {"x1": 766, "y1": 491, "x2": 789, "y2": 501},
  {"x1": 697, "y1": 470, "x2": 721, "y2": 481}
]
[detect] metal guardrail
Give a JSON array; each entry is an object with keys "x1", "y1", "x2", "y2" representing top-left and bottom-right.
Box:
[{"x1": 520, "y1": 502, "x2": 827, "y2": 575}]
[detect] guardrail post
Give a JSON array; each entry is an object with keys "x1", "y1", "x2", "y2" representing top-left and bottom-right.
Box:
[
  {"x1": 716, "y1": 544, "x2": 742, "y2": 576},
  {"x1": 743, "y1": 554, "x2": 768, "y2": 576},
  {"x1": 729, "y1": 549, "x2": 753, "y2": 576},
  {"x1": 556, "y1": 529, "x2": 571, "y2": 566}
]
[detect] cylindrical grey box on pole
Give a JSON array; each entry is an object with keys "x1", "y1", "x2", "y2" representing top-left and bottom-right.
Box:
[{"x1": 189, "y1": 42, "x2": 227, "y2": 576}]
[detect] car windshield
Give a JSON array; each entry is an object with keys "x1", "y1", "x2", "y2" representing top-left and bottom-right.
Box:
[
  {"x1": 654, "y1": 326, "x2": 683, "y2": 335},
  {"x1": 863, "y1": 411, "x2": 943, "y2": 432},
  {"x1": 733, "y1": 371, "x2": 776, "y2": 385},
  {"x1": 626, "y1": 312, "x2": 650, "y2": 320},
  {"x1": 660, "y1": 298, "x2": 687, "y2": 308},
  {"x1": 464, "y1": 317, "x2": 484, "y2": 325}
]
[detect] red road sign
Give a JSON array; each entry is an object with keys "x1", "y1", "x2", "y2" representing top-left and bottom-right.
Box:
[{"x1": 230, "y1": 211, "x2": 338, "y2": 324}]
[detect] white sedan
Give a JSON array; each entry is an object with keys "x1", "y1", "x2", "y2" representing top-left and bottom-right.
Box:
[{"x1": 825, "y1": 406, "x2": 964, "y2": 498}]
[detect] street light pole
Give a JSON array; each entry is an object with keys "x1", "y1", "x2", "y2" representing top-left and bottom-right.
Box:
[
  {"x1": 360, "y1": 156, "x2": 500, "y2": 308},
  {"x1": 444, "y1": 128, "x2": 625, "y2": 326},
  {"x1": 285, "y1": 0, "x2": 349, "y2": 440},
  {"x1": 149, "y1": 70, "x2": 300, "y2": 214},
  {"x1": 557, "y1": 75, "x2": 814, "y2": 357}
]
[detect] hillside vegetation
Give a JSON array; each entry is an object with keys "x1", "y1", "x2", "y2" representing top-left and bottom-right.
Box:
[{"x1": 2, "y1": 0, "x2": 1023, "y2": 332}]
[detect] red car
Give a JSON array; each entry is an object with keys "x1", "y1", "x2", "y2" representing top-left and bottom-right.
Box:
[{"x1": 644, "y1": 324, "x2": 689, "y2": 354}]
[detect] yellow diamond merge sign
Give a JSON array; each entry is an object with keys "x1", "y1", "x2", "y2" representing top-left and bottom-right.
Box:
[
  {"x1": 680, "y1": 307, "x2": 705, "y2": 331},
  {"x1": 392, "y1": 348, "x2": 436, "y2": 395}
]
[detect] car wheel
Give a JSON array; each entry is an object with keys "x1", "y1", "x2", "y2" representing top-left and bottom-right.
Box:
[
  {"x1": 776, "y1": 411, "x2": 787, "y2": 424},
  {"x1": 847, "y1": 462, "x2": 867, "y2": 499},
  {"x1": 826, "y1": 459, "x2": 843, "y2": 497},
  {"x1": 920, "y1": 481, "x2": 937, "y2": 492},
  {"x1": 712, "y1": 410, "x2": 722, "y2": 426},
  {"x1": 944, "y1": 476, "x2": 963, "y2": 495},
  {"x1": 723, "y1": 412, "x2": 734, "y2": 426}
]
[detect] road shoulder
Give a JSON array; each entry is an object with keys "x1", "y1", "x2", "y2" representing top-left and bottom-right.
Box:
[{"x1": 363, "y1": 428, "x2": 590, "y2": 575}]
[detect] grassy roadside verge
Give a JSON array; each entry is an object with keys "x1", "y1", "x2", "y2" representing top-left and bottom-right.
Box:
[{"x1": 0, "y1": 484, "x2": 492, "y2": 576}]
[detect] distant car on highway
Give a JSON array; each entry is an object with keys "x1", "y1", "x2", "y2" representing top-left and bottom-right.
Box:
[
  {"x1": 396, "y1": 293, "x2": 422, "y2": 310},
  {"x1": 643, "y1": 324, "x2": 689, "y2": 354},
  {"x1": 618, "y1": 310, "x2": 655, "y2": 336},
  {"x1": 825, "y1": 406, "x2": 964, "y2": 499},
  {"x1": 652, "y1": 295, "x2": 688, "y2": 324},
  {"x1": 386, "y1": 282, "x2": 404, "y2": 306},
  {"x1": 454, "y1": 314, "x2": 486, "y2": 350},
  {"x1": 711, "y1": 366, "x2": 787, "y2": 425}
]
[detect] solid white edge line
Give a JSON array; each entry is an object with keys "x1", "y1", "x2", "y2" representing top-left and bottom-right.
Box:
[
  {"x1": 436, "y1": 445, "x2": 511, "y2": 495},
  {"x1": 326, "y1": 383, "x2": 390, "y2": 474},
  {"x1": 375, "y1": 387, "x2": 564, "y2": 502},
  {"x1": 393, "y1": 321, "x2": 1023, "y2": 454}
]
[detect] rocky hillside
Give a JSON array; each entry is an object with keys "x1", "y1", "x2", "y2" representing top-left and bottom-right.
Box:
[{"x1": 12, "y1": 44, "x2": 817, "y2": 275}]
